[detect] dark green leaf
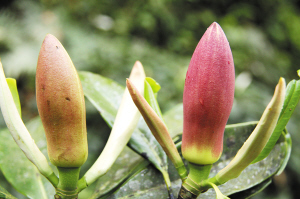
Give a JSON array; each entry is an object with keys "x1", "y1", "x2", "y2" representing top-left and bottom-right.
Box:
[
  {"x1": 229, "y1": 179, "x2": 272, "y2": 199},
  {"x1": 81, "y1": 147, "x2": 149, "y2": 199}
]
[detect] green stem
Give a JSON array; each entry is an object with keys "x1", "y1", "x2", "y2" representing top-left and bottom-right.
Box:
[
  {"x1": 178, "y1": 163, "x2": 212, "y2": 199},
  {"x1": 55, "y1": 167, "x2": 81, "y2": 199},
  {"x1": 198, "y1": 176, "x2": 220, "y2": 192}
]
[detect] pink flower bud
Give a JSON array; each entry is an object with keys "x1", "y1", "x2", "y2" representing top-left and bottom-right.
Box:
[{"x1": 182, "y1": 22, "x2": 235, "y2": 165}]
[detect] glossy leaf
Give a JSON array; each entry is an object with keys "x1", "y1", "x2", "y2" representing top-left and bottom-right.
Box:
[
  {"x1": 78, "y1": 71, "x2": 169, "y2": 189},
  {"x1": 0, "y1": 117, "x2": 55, "y2": 199},
  {"x1": 252, "y1": 79, "x2": 300, "y2": 164},
  {"x1": 108, "y1": 109, "x2": 291, "y2": 198},
  {"x1": 163, "y1": 103, "x2": 183, "y2": 138},
  {"x1": 229, "y1": 179, "x2": 272, "y2": 199},
  {"x1": 80, "y1": 147, "x2": 149, "y2": 199}
]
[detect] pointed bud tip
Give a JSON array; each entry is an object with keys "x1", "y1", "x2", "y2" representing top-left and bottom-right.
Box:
[
  {"x1": 131, "y1": 61, "x2": 145, "y2": 76},
  {"x1": 275, "y1": 77, "x2": 286, "y2": 92},
  {"x1": 275, "y1": 77, "x2": 286, "y2": 97},
  {"x1": 207, "y1": 22, "x2": 222, "y2": 30},
  {"x1": 43, "y1": 34, "x2": 61, "y2": 46},
  {"x1": 211, "y1": 22, "x2": 219, "y2": 28},
  {"x1": 126, "y1": 78, "x2": 132, "y2": 88},
  {"x1": 278, "y1": 77, "x2": 285, "y2": 85},
  {"x1": 129, "y1": 61, "x2": 146, "y2": 86},
  {"x1": 134, "y1": 60, "x2": 142, "y2": 66}
]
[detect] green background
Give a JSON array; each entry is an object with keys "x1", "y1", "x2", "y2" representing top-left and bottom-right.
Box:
[{"x1": 0, "y1": 0, "x2": 299, "y2": 198}]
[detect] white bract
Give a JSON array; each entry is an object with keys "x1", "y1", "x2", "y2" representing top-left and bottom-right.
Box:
[
  {"x1": 0, "y1": 61, "x2": 54, "y2": 179},
  {"x1": 84, "y1": 61, "x2": 146, "y2": 186}
]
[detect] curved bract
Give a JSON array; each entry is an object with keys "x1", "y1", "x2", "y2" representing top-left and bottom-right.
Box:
[
  {"x1": 80, "y1": 61, "x2": 146, "y2": 189},
  {"x1": 0, "y1": 61, "x2": 57, "y2": 186},
  {"x1": 215, "y1": 78, "x2": 286, "y2": 184}
]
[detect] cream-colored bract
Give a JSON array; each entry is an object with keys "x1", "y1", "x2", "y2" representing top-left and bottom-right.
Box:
[
  {"x1": 0, "y1": 61, "x2": 54, "y2": 180},
  {"x1": 83, "y1": 61, "x2": 146, "y2": 186},
  {"x1": 215, "y1": 78, "x2": 286, "y2": 184}
]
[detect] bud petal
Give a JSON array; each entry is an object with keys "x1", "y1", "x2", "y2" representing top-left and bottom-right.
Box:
[
  {"x1": 36, "y1": 34, "x2": 87, "y2": 167},
  {"x1": 182, "y1": 22, "x2": 235, "y2": 165}
]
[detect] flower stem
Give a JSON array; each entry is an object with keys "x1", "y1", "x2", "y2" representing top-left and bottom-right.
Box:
[
  {"x1": 178, "y1": 163, "x2": 212, "y2": 199},
  {"x1": 54, "y1": 167, "x2": 81, "y2": 199}
]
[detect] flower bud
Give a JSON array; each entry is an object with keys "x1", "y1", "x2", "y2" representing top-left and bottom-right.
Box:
[
  {"x1": 36, "y1": 34, "x2": 88, "y2": 167},
  {"x1": 182, "y1": 22, "x2": 235, "y2": 165}
]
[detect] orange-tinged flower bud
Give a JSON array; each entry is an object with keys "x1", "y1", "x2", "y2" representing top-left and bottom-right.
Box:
[
  {"x1": 182, "y1": 22, "x2": 235, "y2": 165},
  {"x1": 36, "y1": 34, "x2": 88, "y2": 168}
]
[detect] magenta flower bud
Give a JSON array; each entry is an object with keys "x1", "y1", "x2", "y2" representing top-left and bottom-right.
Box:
[{"x1": 182, "y1": 22, "x2": 235, "y2": 165}]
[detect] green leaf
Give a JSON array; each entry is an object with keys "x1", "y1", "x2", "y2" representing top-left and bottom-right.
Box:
[
  {"x1": 79, "y1": 147, "x2": 149, "y2": 199},
  {"x1": 0, "y1": 117, "x2": 55, "y2": 199},
  {"x1": 144, "y1": 78, "x2": 163, "y2": 120},
  {"x1": 79, "y1": 72, "x2": 122, "y2": 128},
  {"x1": 229, "y1": 179, "x2": 272, "y2": 199},
  {"x1": 78, "y1": 71, "x2": 169, "y2": 192},
  {"x1": 163, "y1": 103, "x2": 183, "y2": 138},
  {"x1": 276, "y1": 129, "x2": 292, "y2": 175},
  {"x1": 109, "y1": 106, "x2": 291, "y2": 198},
  {"x1": 6, "y1": 78, "x2": 21, "y2": 117},
  {"x1": 145, "y1": 77, "x2": 161, "y2": 93},
  {"x1": 252, "y1": 79, "x2": 300, "y2": 164},
  {"x1": 0, "y1": 185, "x2": 17, "y2": 199}
]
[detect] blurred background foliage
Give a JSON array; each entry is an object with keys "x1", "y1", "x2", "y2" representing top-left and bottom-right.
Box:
[{"x1": 0, "y1": 0, "x2": 300, "y2": 198}]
